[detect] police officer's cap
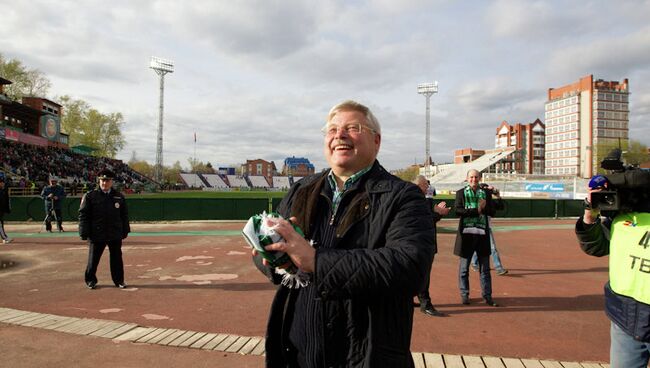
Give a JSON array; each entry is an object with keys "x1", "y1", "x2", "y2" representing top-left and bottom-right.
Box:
[{"x1": 97, "y1": 169, "x2": 116, "y2": 180}]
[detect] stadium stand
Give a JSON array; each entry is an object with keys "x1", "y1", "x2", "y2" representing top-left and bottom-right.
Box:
[
  {"x1": 248, "y1": 175, "x2": 270, "y2": 188},
  {"x1": 0, "y1": 139, "x2": 150, "y2": 191},
  {"x1": 179, "y1": 173, "x2": 206, "y2": 188},
  {"x1": 272, "y1": 176, "x2": 291, "y2": 189},
  {"x1": 430, "y1": 149, "x2": 516, "y2": 185},
  {"x1": 226, "y1": 175, "x2": 249, "y2": 188},
  {"x1": 202, "y1": 174, "x2": 229, "y2": 189}
]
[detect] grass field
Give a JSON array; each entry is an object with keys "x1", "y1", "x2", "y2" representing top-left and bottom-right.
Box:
[
  {"x1": 127, "y1": 190, "x2": 456, "y2": 201},
  {"x1": 128, "y1": 190, "x2": 288, "y2": 199}
]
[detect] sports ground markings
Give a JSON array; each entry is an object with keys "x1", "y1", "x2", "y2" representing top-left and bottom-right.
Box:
[
  {"x1": 9, "y1": 224, "x2": 574, "y2": 239},
  {"x1": 10, "y1": 230, "x2": 243, "y2": 239},
  {"x1": 0, "y1": 306, "x2": 609, "y2": 367}
]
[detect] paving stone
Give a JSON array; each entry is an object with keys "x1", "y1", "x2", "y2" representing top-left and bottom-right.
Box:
[
  {"x1": 213, "y1": 334, "x2": 239, "y2": 351},
  {"x1": 189, "y1": 333, "x2": 218, "y2": 349},
  {"x1": 167, "y1": 331, "x2": 197, "y2": 347},
  {"x1": 101, "y1": 323, "x2": 138, "y2": 339},
  {"x1": 250, "y1": 338, "x2": 266, "y2": 356},
  {"x1": 225, "y1": 336, "x2": 251, "y2": 353},
  {"x1": 178, "y1": 332, "x2": 206, "y2": 347},
  {"x1": 146, "y1": 329, "x2": 179, "y2": 345},
  {"x1": 484, "y1": 356, "x2": 505, "y2": 368},
  {"x1": 423, "y1": 353, "x2": 444, "y2": 368},
  {"x1": 88, "y1": 322, "x2": 128, "y2": 337},
  {"x1": 201, "y1": 333, "x2": 228, "y2": 350},
  {"x1": 156, "y1": 329, "x2": 187, "y2": 346},
  {"x1": 238, "y1": 337, "x2": 262, "y2": 355},
  {"x1": 113, "y1": 327, "x2": 156, "y2": 341}
]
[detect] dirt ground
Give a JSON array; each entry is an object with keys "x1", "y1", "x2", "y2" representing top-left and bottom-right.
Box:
[{"x1": 0, "y1": 218, "x2": 610, "y2": 366}]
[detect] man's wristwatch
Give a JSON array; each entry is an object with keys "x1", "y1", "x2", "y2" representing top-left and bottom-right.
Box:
[{"x1": 583, "y1": 197, "x2": 592, "y2": 210}]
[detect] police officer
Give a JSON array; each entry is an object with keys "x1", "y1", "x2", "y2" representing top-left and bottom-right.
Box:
[
  {"x1": 79, "y1": 169, "x2": 130, "y2": 289},
  {"x1": 41, "y1": 177, "x2": 66, "y2": 232},
  {"x1": 576, "y1": 170, "x2": 650, "y2": 368}
]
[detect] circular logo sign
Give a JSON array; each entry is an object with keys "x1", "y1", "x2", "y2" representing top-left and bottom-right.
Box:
[{"x1": 45, "y1": 117, "x2": 58, "y2": 139}]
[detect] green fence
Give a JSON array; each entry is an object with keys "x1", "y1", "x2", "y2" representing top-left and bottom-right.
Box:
[
  {"x1": 3, "y1": 196, "x2": 584, "y2": 222},
  {"x1": 3, "y1": 197, "x2": 273, "y2": 222},
  {"x1": 433, "y1": 198, "x2": 584, "y2": 219}
]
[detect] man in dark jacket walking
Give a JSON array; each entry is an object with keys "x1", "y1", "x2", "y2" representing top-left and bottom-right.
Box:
[
  {"x1": 79, "y1": 169, "x2": 130, "y2": 289},
  {"x1": 252, "y1": 100, "x2": 435, "y2": 368}
]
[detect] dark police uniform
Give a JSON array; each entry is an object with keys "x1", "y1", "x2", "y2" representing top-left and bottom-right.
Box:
[{"x1": 79, "y1": 184, "x2": 130, "y2": 288}]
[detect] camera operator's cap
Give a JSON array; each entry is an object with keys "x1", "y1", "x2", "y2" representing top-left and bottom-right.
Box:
[
  {"x1": 588, "y1": 175, "x2": 608, "y2": 189},
  {"x1": 97, "y1": 169, "x2": 116, "y2": 180}
]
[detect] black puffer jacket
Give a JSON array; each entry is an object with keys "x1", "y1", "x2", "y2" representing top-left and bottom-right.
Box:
[
  {"x1": 257, "y1": 161, "x2": 436, "y2": 368},
  {"x1": 78, "y1": 189, "x2": 130, "y2": 241},
  {"x1": 0, "y1": 187, "x2": 10, "y2": 217},
  {"x1": 576, "y1": 215, "x2": 650, "y2": 342}
]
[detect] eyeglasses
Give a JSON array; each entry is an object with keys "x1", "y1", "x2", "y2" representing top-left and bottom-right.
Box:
[{"x1": 321, "y1": 123, "x2": 376, "y2": 137}]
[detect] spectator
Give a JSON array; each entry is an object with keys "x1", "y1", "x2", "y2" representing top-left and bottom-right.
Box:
[
  {"x1": 412, "y1": 175, "x2": 449, "y2": 317},
  {"x1": 471, "y1": 215, "x2": 508, "y2": 275},
  {"x1": 454, "y1": 170, "x2": 503, "y2": 307}
]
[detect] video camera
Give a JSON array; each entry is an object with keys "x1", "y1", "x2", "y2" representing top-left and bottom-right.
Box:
[
  {"x1": 479, "y1": 183, "x2": 499, "y2": 196},
  {"x1": 589, "y1": 149, "x2": 650, "y2": 214}
]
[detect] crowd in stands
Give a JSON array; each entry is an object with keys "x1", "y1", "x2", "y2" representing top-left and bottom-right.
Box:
[{"x1": 0, "y1": 139, "x2": 150, "y2": 193}]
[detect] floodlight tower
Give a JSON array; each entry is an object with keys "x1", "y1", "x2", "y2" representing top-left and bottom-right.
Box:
[
  {"x1": 149, "y1": 56, "x2": 174, "y2": 183},
  {"x1": 417, "y1": 82, "x2": 438, "y2": 178}
]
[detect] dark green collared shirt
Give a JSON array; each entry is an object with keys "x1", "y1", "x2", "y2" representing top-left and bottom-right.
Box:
[{"x1": 326, "y1": 165, "x2": 373, "y2": 215}]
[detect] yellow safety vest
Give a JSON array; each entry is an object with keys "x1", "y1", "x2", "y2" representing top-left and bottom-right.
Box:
[{"x1": 609, "y1": 212, "x2": 650, "y2": 305}]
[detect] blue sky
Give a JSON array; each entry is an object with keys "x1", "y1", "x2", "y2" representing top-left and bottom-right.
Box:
[{"x1": 2, "y1": 0, "x2": 649, "y2": 171}]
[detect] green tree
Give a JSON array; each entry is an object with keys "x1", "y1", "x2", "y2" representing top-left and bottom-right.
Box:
[
  {"x1": 128, "y1": 152, "x2": 155, "y2": 178},
  {"x1": 393, "y1": 165, "x2": 420, "y2": 182},
  {"x1": 188, "y1": 158, "x2": 215, "y2": 174},
  {"x1": 58, "y1": 95, "x2": 126, "y2": 158},
  {"x1": 624, "y1": 140, "x2": 649, "y2": 166},
  {"x1": 0, "y1": 53, "x2": 51, "y2": 100},
  {"x1": 164, "y1": 161, "x2": 183, "y2": 184}
]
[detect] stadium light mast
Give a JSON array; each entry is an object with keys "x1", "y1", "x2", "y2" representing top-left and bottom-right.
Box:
[
  {"x1": 149, "y1": 56, "x2": 174, "y2": 184},
  {"x1": 417, "y1": 82, "x2": 438, "y2": 178}
]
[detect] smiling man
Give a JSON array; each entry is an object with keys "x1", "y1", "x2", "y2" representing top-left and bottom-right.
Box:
[{"x1": 253, "y1": 100, "x2": 435, "y2": 368}]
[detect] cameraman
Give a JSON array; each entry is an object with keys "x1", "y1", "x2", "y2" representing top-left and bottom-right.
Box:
[
  {"x1": 576, "y1": 169, "x2": 650, "y2": 367},
  {"x1": 41, "y1": 177, "x2": 66, "y2": 232}
]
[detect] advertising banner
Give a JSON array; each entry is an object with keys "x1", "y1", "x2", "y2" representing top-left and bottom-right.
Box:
[
  {"x1": 4, "y1": 128, "x2": 19, "y2": 141},
  {"x1": 524, "y1": 183, "x2": 565, "y2": 192},
  {"x1": 19, "y1": 132, "x2": 48, "y2": 147},
  {"x1": 40, "y1": 114, "x2": 60, "y2": 140}
]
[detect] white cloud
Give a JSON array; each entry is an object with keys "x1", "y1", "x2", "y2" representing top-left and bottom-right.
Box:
[{"x1": 1, "y1": 0, "x2": 648, "y2": 173}]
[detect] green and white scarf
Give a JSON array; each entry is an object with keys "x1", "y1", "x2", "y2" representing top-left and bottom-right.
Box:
[{"x1": 462, "y1": 186, "x2": 487, "y2": 231}]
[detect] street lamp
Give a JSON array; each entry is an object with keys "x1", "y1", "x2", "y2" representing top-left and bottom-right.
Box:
[
  {"x1": 417, "y1": 82, "x2": 438, "y2": 178},
  {"x1": 150, "y1": 56, "x2": 174, "y2": 184}
]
